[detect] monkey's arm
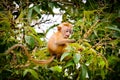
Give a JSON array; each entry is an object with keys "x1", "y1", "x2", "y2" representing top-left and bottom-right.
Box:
[{"x1": 55, "y1": 39, "x2": 75, "y2": 45}]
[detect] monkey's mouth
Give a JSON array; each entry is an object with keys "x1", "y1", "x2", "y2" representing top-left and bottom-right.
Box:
[{"x1": 65, "y1": 35, "x2": 69, "y2": 38}]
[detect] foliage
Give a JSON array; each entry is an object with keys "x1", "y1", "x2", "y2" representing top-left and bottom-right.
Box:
[{"x1": 0, "y1": 0, "x2": 120, "y2": 80}]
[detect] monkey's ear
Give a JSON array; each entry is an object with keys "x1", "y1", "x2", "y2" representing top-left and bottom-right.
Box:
[{"x1": 57, "y1": 26, "x2": 61, "y2": 31}]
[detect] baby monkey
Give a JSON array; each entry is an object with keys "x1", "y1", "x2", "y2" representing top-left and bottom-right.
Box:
[{"x1": 47, "y1": 22, "x2": 75, "y2": 58}]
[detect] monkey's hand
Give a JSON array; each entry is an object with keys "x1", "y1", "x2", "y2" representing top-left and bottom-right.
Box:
[
  {"x1": 56, "y1": 39, "x2": 76, "y2": 45},
  {"x1": 69, "y1": 39, "x2": 76, "y2": 43}
]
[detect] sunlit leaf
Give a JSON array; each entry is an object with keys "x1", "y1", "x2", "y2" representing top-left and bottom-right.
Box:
[
  {"x1": 89, "y1": 48, "x2": 96, "y2": 55},
  {"x1": 109, "y1": 39, "x2": 120, "y2": 46},
  {"x1": 16, "y1": 11, "x2": 23, "y2": 19},
  {"x1": 99, "y1": 59, "x2": 105, "y2": 69},
  {"x1": 70, "y1": 43, "x2": 84, "y2": 51},
  {"x1": 83, "y1": 42, "x2": 91, "y2": 48},
  {"x1": 96, "y1": 45, "x2": 102, "y2": 50},
  {"x1": 28, "y1": 27, "x2": 37, "y2": 35},
  {"x1": 50, "y1": 65, "x2": 62, "y2": 72}
]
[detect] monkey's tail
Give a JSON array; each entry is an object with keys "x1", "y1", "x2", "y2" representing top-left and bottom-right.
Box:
[
  {"x1": 5, "y1": 44, "x2": 55, "y2": 65},
  {"x1": 31, "y1": 56, "x2": 55, "y2": 64}
]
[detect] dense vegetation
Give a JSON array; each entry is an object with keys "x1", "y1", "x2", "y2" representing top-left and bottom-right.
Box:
[{"x1": 0, "y1": 0, "x2": 120, "y2": 80}]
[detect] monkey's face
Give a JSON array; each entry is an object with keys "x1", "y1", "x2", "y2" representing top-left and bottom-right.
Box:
[{"x1": 61, "y1": 26, "x2": 72, "y2": 39}]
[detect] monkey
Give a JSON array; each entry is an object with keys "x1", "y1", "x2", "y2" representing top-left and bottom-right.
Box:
[
  {"x1": 47, "y1": 22, "x2": 75, "y2": 58},
  {"x1": 5, "y1": 22, "x2": 75, "y2": 65}
]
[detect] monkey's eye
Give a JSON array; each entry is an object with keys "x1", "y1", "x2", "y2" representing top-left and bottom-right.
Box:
[
  {"x1": 66, "y1": 30, "x2": 73, "y2": 34},
  {"x1": 70, "y1": 31, "x2": 73, "y2": 34},
  {"x1": 69, "y1": 30, "x2": 73, "y2": 34},
  {"x1": 66, "y1": 30, "x2": 69, "y2": 32}
]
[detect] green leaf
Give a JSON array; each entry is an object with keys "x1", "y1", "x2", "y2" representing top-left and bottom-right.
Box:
[
  {"x1": 34, "y1": 5, "x2": 40, "y2": 14},
  {"x1": 28, "y1": 8, "x2": 33, "y2": 20},
  {"x1": 99, "y1": 59, "x2": 105, "y2": 69},
  {"x1": 33, "y1": 5, "x2": 41, "y2": 18},
  {"x1": 75, "y1": 19, "x2": 84, "y2": 27},
  {"x1": 23, "y1": 69, "x2": 28, "y2": 77},
  {"x1": 65, "y1": 60, "x2": 74, "y2": 68},
  {"x1": 28, "y1": 27, "x2": 37, "y2": 35},
  {"x1": 73, "y1": 53, "x2": 81, "y2": 64},
  {"x1": 23, "y1": 69, "x2": 39, "y2": 79},
  {"x1": 109, "y1": 39, "x2": 120, "y2": 46},
  {"x1": 50, "y1": 65, "x2": 62, "y2": 72},
  {"x1": 83, "y1": 42, "x2": 91, "y2": 48},
  {"x1": 29, "y1": 33, "x2": 43, "y2": 46},
  {"x1": 48, "y1": 2, "x2": 54, "y2": 9},
  {"x1": 80, "y1": 64, "x2": 88, "y2": 80},
  {"x1": 106, "y1": 26, "x2": 120, "y2": 33},
  {"x1": 0, "y1": 20, "x2": 10, "y2": 30},
  {"x1": 48, "y1": 2, "x2": 54, "y2": 14},
  {"x1": 89, "y1": 48, "x2": 96, "y2": 55},
  {"x1": 25, "y1": 35, "x2": 35, "y2": 49},
  {"x1": 60, "y1": 52, "x2": 71, "y2": 61}
]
